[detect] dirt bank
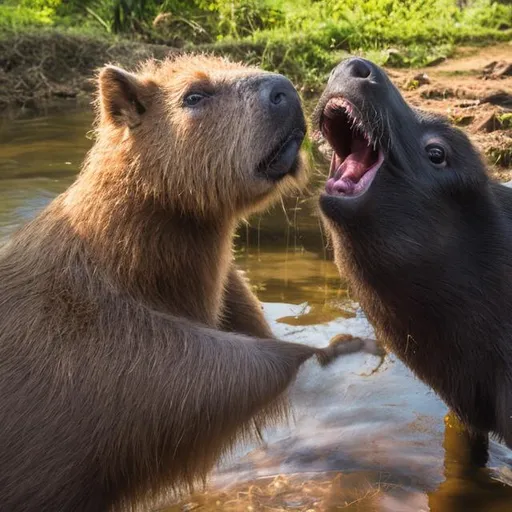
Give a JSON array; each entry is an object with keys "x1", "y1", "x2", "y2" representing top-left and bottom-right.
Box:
[
  {"x1": 396, "y1": 44, "x2": 512, "y2": 181},
  {"x1": 0, "y1": 32, "x2": 177, "y2": 114}
]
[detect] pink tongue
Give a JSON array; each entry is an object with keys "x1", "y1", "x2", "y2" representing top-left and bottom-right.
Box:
[{"x1": 329, "y1": 139, "x2": 374, "y2": 194}]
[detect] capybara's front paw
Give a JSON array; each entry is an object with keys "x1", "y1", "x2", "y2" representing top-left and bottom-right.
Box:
[{"x1": 316, "y1": 333, "x2": 385, "y2": 366}]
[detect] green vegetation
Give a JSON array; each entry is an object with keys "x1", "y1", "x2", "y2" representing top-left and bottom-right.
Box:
[
  {"x1": 499, "y1": 113, "x2": 512, "y2": 130},
  {"x1": 1, "y1": 0, "x2": 511, "y2": 89}
]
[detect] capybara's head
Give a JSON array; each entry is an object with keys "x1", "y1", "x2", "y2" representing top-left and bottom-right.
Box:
[
  {"x1": 94, "y1": 54, "x2": 307, "y2": 216},
  {"x1": 313, "y1": 57, "x2": 489, "y2": 252}
]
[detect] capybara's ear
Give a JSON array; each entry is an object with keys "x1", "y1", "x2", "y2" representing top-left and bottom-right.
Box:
[{"x1": 98, "y1": 65, "x2": 154, "y2": 128}]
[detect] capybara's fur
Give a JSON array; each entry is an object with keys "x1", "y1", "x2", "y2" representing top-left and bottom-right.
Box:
[
  {"x1": 0, "y1": 55, "x2": 325, "y2": 512},
  {"x1": 315, "y1": 57, "x2": 512, "y2": 464}
]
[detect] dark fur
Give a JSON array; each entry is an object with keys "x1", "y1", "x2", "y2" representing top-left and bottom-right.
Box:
[
  {"x1": 315, "y1": 57, "x2": 512, "y2": 462},
  {"x1": 0, "y1": 55, "x2": 329, "y2": 512}
]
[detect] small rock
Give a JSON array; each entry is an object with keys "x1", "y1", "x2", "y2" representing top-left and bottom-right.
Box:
[
  {"x1": 404, "y1": 73, "x2": 430, "y2": 90},
  {"x1": 425, "y1": 56, "x2": 446, "y2": 67},
  {"x1": 482, "y1": 61, "x2": 512, "y2": 79},
  {"x1": 413, "y1": 72, "x2": 430, "y2": 85},
  {"x1": 483, "y1": 61, "x2": 498, "y2": 73},
  {"x1": 475, "y1": 112, "x2": 501, "y2": 133},
  {"x1": 481, "y1": 91, "x2": 512, "y2": 108}
]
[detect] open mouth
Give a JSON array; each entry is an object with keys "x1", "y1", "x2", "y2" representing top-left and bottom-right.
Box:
[
  {"x1": 257, "y1": 129, "x2": 305, "y2": 181},
  {"x1": 321, "y1": 98, "x2": 383, "y2": 197}
]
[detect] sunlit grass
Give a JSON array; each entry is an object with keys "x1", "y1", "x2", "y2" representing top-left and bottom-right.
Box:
[{"x1": 1, "y1": 0, "x2": 511, "y2": 90}]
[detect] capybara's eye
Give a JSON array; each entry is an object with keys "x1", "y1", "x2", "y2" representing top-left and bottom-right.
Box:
[
  {"x1": 425, "y1": 143, "x2": 447, "y2": 167},
  {"x1": 184, "y1": 92, "x2": 208, "y2": 107}
]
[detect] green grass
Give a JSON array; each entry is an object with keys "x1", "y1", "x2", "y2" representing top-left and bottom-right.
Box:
[
  {"x1": 201, "y1": 0, "x2": 511, "y2": 88},
  {"x1": 499, "y1": 113, "x2": 512, "y2": 130},
  {"x1": 1, "y1": 0, "x2": 511, "y2": 90}
]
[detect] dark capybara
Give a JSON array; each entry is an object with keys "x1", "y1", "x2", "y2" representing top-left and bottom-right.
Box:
[
  {"x1": 314, "y1": 56, "x2": 512, "y2": 464},
  {"x1": 0, "y1": 54, "x2": 351, "y2": 512}
]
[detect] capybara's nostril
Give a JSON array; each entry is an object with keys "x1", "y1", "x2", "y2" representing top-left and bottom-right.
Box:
[
  {"x1": 260, "y1": 75, "x2": 299, "y2": 113},
  {"x1": 345, "y1": 58, "x2": 373, "y2": 79},
  {"x1": 269, "y1": 85, "x2": 287, "y2": 105}
]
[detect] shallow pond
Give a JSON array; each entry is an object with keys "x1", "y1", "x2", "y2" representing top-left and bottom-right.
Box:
[{"x1": 1, "y1": 106, "x2": 512, "y2": 512}]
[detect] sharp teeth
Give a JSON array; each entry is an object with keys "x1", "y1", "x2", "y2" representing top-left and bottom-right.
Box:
[{"x1": 339, "y1": 101, "x2": 378, "y2": 151}]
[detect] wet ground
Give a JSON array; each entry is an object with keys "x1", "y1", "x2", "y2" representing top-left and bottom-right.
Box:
[{"x1": 1, "y1": 45, "x2": 511, "y2": 512}]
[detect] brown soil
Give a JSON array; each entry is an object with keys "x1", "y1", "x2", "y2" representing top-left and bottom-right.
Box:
[{"x1": 385, "y1": 43, "x2": 512, "y2": 181}]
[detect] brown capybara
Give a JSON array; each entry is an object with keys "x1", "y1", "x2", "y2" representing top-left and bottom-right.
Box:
[
  {"x1": 0, "y1": 55, "x2": 342, "y2": 512},
  {"x1": 315, "y1": 57, "x2": 512, "y2": 466}
]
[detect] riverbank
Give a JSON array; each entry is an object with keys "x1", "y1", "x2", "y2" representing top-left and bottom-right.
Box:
[
  {"x1": 2, "y1": 35, "x2": 510, "y2": 183},
  {"x1": 1, "y1": 29, "x2": 510, "y2": 112},
  {"x1": 0, "y1": 32, "x2": 176, "y2": 114},
  {"x1": 1, "y1": 0, "x2": 511, "y2": 114}
]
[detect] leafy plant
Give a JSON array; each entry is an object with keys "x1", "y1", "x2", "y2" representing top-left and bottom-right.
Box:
[
  {"x1": 215, "y1": 0, "x2": 285, "y2": 38},
  {"x1": 1, "y1": 0, "x2": 510, "y2": 88}
]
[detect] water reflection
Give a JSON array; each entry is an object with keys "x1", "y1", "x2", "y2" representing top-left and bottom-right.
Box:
[
  {"x1": 428, "y1": 414, "x2": 512, "y2": 512},
  {"x1": 0, "y1": 109, "x2": 90, "y2": 239},
  {"x1": 1, "y1": 106, "x2": 512, "y2": 511}
]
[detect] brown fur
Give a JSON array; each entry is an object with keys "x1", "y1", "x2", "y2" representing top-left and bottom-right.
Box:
[{"x1": 0, "y1": 55, "x2": 325, "y2": 512}]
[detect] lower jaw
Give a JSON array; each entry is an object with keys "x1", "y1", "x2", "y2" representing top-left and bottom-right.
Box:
[
  {"x1": 325, "y1": 167, "x2": 379, "y2": 198},
  {"x1": 324, "y1": 150, "x2": 384, "y2": 199},
  {"x1": 264, "y1": 153, "x2": 308, "y2": 189},
  {"x1": 259, "y1": 134, "x2": 305, "y2": 182},
  {"x1": 318, "y1": 172, "x2": 380, "y2": 221},
  {"x1": 318, "y1": 192, "x2": 366, "y2": 225}
]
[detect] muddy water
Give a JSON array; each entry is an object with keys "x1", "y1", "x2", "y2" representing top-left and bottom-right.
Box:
[{"x1": 2, "y1": 107, "x2": 512, "y2": 512}]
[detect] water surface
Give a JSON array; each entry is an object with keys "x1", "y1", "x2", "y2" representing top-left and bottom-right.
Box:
[{"x1": 1, "y1": 107, "x2": 512, "y2": 512}]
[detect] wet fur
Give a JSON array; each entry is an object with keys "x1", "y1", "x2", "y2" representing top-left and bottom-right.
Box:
[
  {"x1": 317, "y1": 58, "x2": 512, "y2": 463},
  {"x1": 0, "y1": 55, "x2": 319, "y2": 511}
]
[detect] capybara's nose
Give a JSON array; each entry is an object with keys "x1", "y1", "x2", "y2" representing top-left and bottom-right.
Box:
[
  {"x1": 344, "y1": 58, "x2": 372, "y2": 79},
  {"x1": 331, "y1": 57, "x2": 375, "y2": 83},
  {"x1": 260, "y1": 75, "x2": 300, "y2": 117}
]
